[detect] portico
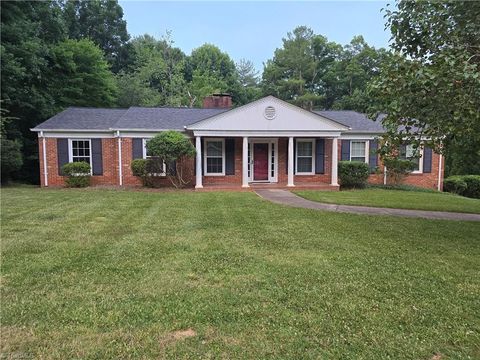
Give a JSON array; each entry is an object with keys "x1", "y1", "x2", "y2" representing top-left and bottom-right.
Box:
[{"x1": 187, "y1": 96, "x2": 348, "y2": 189}]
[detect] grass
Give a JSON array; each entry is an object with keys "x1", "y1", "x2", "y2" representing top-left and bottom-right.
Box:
[
  {"x1": 1, "y1": 187, "x2": 480, "y2": 359},
  {"x1": 294, "y1": 188, "x2": 480, "y2": 214}
]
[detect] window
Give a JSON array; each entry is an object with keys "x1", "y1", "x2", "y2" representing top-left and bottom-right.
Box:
[
  {"x1": 296, "y1": 140, "x2": 314, "y2": 174},
  {"x1": 142, "y1": 138, "x2": 166, "y2": 176},
  {"x1": 69, "y1": 139, "x2": 91, "y2": 165},
  {"x1": 350, "y1": 141, "x2": 367, "y2": 163},
  {"x1": 399, "y1": 144, "x2": 422, "y2": 172},
  {"x1": 204, "y1": 139, "x2": 225, "y2": 175}
]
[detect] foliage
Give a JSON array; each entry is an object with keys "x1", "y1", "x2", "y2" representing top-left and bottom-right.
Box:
[
  {"x1": 50, "y1": 39, "x2": 117, "y2": 107},
  {"x1": 146, "y1": 131, "x2": 196, "y2": 188},
  {"x1": 61, "y1": 161, "x2": 91, "y2": 187},
  {"x1": 338, "y1": 161, "x2": 370, "y2": 188},
  {"x1": 262, "y1": 27, "x2": 388, "y2": 110},
  {"x1": 444, "y1": 175, "x2": 480, "y2": 199},
  {"x1": 131, "y1": 159, "x2": 151, "y2": 187},
  {"x1": 62, "y1": 0, "x2": 133, "y2": 73},
  {"x1": 1, "y1": 139, "x2": 23, "y2": 184},
  {"x1": 369, "y1": 1, "x2": 480, "y2": 165},
  {"x1": 382, "y1": 157, "x2": 416, "y2": 185},
  {"x1": 443, "y1": 176, "x2": 468, "y2": 196}
]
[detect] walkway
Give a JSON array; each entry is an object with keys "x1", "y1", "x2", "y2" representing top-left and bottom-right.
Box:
[{"x1": 255, "y1": 189, "x2": 480, "y2": 222}]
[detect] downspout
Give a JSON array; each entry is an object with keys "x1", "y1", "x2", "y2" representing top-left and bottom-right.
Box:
[
  {"x1": 41, "y1": 131, "x2": 48, "y2": 187},
  {"x1": 437, "y1": 154, "x2": 443, "y2": 191},
  {"x1": 383, "y1": 166, "x2": 387, "y2": 185},
  {"x1": 117, "y1": 130, "x2": 123, "y2": 186}
]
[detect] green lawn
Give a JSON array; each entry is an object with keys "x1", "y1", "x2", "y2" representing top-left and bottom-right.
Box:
[
  {"x1": 294, "y1": 188, "x2": 480, "y2": 214},
  {"x1": 1, "y1": 188, "x2": 480, "y2": 359}
]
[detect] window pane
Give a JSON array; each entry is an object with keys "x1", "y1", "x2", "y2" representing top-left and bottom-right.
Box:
[
  {"x1": 297, "y1": 141, "x2": 312, "y2": 156},
  {"x1": 206, "y1": 141, "x2": 222, "y2": 157},
  {"x1": 351, "y1": 142, "x2": 366, "y2": 158},
  {"x1": 297, "y1": 158, "x2": 312, "y2": 173},
  {"x1": 351, "y1": 157, "x2": 366, "y2": 162},
  {"x1": 207, "y1": 157, "x2": 223, "y2": 173}
]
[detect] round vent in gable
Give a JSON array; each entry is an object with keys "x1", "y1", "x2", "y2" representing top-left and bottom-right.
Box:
[{"x1": 264, "y1": 106, "x2": 276, "y2": 120}]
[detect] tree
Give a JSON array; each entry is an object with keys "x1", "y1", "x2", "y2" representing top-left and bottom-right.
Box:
[
  {"x1": 146, "y1": 131, "x2": 196, "y2": 188},
  {"x1": 62, "y1": 0, "x2": 133, "y2": 73},
  {"x1": 185, "y1": 44, "x2": 238, "y2": 106},
  {"x1": 262, "y1": 27, "x2": 386, "y2": 111},
  {"x1": 368, "y1": 1, "x2": 480, "y2": 173},
  {"x1": 49, "y1": 39, "x2": 117, "y2": 107},
  {"x1": 235, "y1": 59, "x2": 262, "y2": 105},
  {"x1": 1, "y1": 1, "x2": 66, "y2": 183},
  {"x1": 115, "y1": 34, "x2": 188, "y2": 107}
]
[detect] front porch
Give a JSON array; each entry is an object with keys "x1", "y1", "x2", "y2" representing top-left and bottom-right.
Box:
[
  {"x1": 193, "y1": 136, "x2": 340, "y2": 190},
  {"x1": 186, "y1": 96, "x2": 349, "y2": 190},
  {"x1": 195, "y1": 181, "x2": 340, "y2": 192}
]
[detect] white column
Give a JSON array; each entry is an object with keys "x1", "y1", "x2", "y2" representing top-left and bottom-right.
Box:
[
  {"x1": 331, "y1": 137, "x2": 339, "y2": 186},
  {"x1": 195, "y1": 136, "x2": 203, "y2": 188},
  {"x1": 117, "y1": 131, "x2": 123, "y2": 186},
  {"x1": 287, "y1": 136, "x2": 294, "y2": 187},
  {"x1": 242, "y1": 137, "x2": 249, "y2": 188},
  {"x1": 41, "y1": 132, "x2": 48, "y2": 187},
  {"x1": 437, "y1": 154, "x2": 443, "y2": 191}
]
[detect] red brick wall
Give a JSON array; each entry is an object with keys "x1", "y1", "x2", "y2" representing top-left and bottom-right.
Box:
[
  {"x1": 38, "y1": 136, "x2": 444, "y2": 190},
  {"x1": 39, "y1": 137, "x2": 120, "y2": 187}
]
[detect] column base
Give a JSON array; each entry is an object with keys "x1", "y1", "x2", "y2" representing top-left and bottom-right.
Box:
[
  {"x1": 195, "y1": 185, "x2": 203, "y2": 189},
  {"x1": 242, "y1": 184, "x2": 250, "y2": 188},
  {"x1": 330, "y1": 183, "x2": 339, "y2": 187},
  {"x1": 287, "y1": 184, "x2": 295, "y2": 187}
]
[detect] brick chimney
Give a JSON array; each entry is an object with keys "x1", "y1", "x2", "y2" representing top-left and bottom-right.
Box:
[{"x1": 202, "y1": 93, "x2": 232, "y2": 109}]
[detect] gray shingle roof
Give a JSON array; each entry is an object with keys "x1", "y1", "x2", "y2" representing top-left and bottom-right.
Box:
[
  {"x1": 315, "y1": 110, "x2": 385, "y2": 133},
  {"x1": 32, "y1": 108, "x2": 128, "y2": 130},
  {"x1": 113, "y1": 107, "x2": 228, "y2": 130},
  {"x1": 32, "y1": 106, "x2": 385, "y2": 133}
]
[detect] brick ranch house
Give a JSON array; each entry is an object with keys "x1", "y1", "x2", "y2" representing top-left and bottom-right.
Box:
[{"x1": 31, "y1": 95, "x2": 444, "y2": 190}]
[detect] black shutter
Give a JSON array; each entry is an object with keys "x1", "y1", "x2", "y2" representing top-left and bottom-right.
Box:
[
  {"x1": 341, "y1": 140, "x2": 350, "y2": 161},
  {"x1": 132, "y1": 138, "x2": 143, "y2": 159},
  {"x1": 369, "y1": 139, "x2": 378, "y2": 173},
  {"x1": 169, "y1": 160, "x2": 176, "y2": 176},
  {"x1": 225, "y1": 138, "x2": 235, "y2": 175},
  {"x1": 57, "y1": 138, "x2": 69, "y2": 175},
  {"x1": 423, "y1": 146, "x2": 432, "y2": 173},
  {"x1": 315, "y1": 138, "x2": 325, "y2": 174},
  {"x1": 91, "y1": 139, "x2": 103, "y2": 175}
]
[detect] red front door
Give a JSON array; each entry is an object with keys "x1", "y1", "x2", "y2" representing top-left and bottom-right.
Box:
[{"x1": 253, "y1": 143, "x2": 269, "y2": 181}]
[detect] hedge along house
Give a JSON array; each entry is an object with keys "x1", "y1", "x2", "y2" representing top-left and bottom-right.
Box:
[{"x1": 31, "y1": 95, "x2": 444, "y2": 190}]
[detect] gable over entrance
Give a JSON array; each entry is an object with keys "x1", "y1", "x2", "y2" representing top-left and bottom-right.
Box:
[{"x1": 187, "y1": 96, "x2": 350, "y2": 137}]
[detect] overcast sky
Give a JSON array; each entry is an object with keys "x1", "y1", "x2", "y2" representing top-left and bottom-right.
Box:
[{"x1": 119, "y1": 1, "x2": 391, "y2": 71}]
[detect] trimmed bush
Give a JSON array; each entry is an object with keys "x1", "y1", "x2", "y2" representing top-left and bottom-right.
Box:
[
  {"x1": 338, "y1": 161, "x2": 370, "y2": 188},
  {"x1": 444, "y1": 175, "x2": 480, "y2": 199},
  {"x1": 382, "y1": 158, "x2": 416, "y2": 185},
  {"x1": 62, "y1": 162, "x2": 91, "y2": 188},
  {"x1": 463, "y1": 175, "x2": 480, "y2": 199},
  {"x1": 443, "y1": 176, "x2": 467, "y2": 195},
  {"x1": 131, "y1": 159, "x2": 150, "y2": 187}
]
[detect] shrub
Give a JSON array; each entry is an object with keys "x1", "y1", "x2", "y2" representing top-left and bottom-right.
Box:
[
  {"x1": 462, "y1": 175, "x2": 480, "y2": 199},
  {"x1": 443, "y1": 176, "x2": 467, "y2": 195},
  {"x1": 131, "y1": 159, "x2": 150, "y2": 187},
  {"x1": 146, "y1": 131, "x2": 196, "y2": 188},
  {"x1": 1, "y1": 138, "x2": 23, "y2": 184},
  {"x1": 338, "y1": 161, "x2": 370, "y2": 188},
  {"x1": 62, "y1": 162, "x2": 91, "y2": 188},
  {"x1": 382, "y1": 158, "x2": 416, "y2": 185},
  {"x1": 443, "y1": 175, "x2": 480, "y2": 199}
]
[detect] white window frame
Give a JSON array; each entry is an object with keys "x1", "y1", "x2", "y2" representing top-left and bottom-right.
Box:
[
  {"x1": 295, "y1": 139, "x2": 315, "y2": 175},
  {"x1": 349, "y1": 140, "x2": 369, "y2": 164},
  {"x1": 204, "y1": 138, "x2": 225, "y2": 176},
  {"x1": 402, "y1": 144, "x2": 423, "y2": 174},
  {"x1": 68, "y1": 138, "x2": 92, "y2": 175},
  {"x1": 142, "y1": 138, "x2": 166, "y2": 176}
]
